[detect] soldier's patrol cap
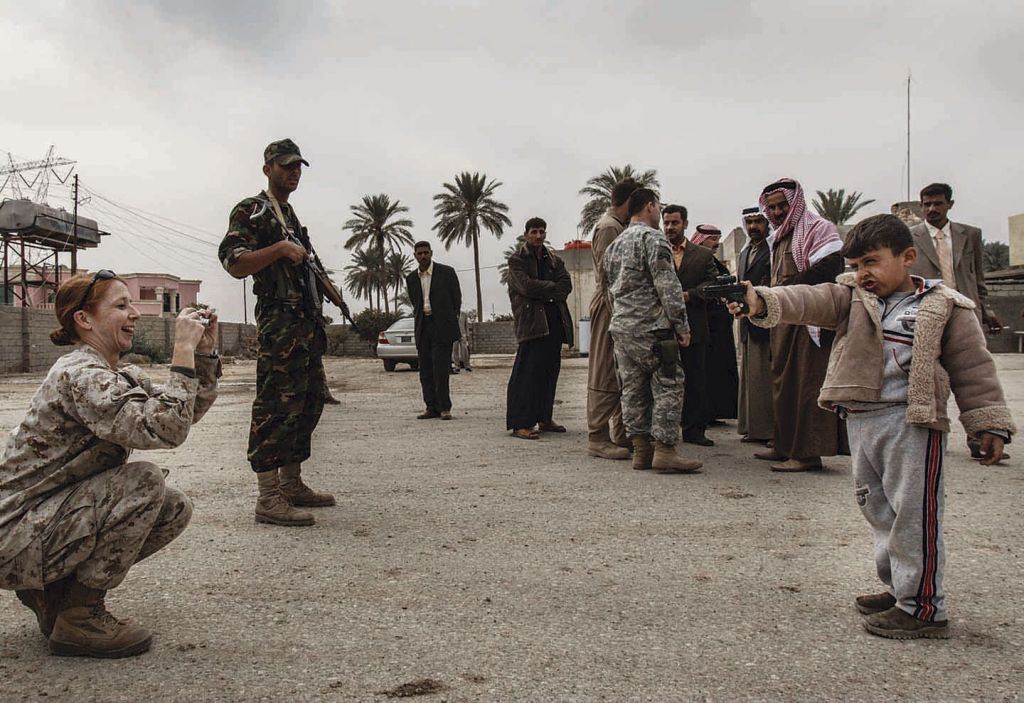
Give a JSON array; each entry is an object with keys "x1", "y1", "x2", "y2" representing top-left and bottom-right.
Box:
[{"x1": 264, "y1": 139, "x2": 309, "y2": 167}]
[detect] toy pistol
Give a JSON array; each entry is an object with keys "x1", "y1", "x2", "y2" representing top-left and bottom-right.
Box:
[{"x1": 704, "y1": 274, "x2": 750, "y2": 315}]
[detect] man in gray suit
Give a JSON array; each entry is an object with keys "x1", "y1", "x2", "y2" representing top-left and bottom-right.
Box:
[
  {"x1": 909, "y1": 183, "x2": 1002, "y2": 332},
  {"x1": 910, "y1": 183, "x2": 1005, "y2": 461}
]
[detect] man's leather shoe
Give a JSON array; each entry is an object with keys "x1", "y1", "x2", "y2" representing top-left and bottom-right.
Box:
[
  {"x1": 754, "y1": 448, "x2": 786, "y2": 461},
  {"x1": 417, "y1": 409, "x2": 440, "y2": 419},
  {"x1": 683, "y1": 433, "x2": 714, "y2": 447},
  {"x1": 440, "y1": 411, "x2": 452, "y2": 420}
]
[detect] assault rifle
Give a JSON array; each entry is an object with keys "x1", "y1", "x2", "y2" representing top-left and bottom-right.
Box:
[
  {"x1": 704, "y1": 274, "x2": 750, "y2": 315},
  {"x1": 265, "y1": 193, "x2": 363, "y2": 335}
]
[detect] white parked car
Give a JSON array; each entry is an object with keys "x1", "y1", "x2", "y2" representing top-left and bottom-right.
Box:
[{"x1": 376, "y1": 317, "x2": 419, "y2": 372}]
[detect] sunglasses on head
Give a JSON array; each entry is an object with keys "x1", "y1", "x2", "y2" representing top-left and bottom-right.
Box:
[{"x1": 76, "y1": 270, "x2": 116, "y2": 311}]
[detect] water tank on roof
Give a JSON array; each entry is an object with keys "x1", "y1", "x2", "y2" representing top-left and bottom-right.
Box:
[{"x1": 0, "y1": 199, "x2": 104, "y2": 250}]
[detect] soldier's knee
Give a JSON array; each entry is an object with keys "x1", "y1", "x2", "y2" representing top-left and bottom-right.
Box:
[
  {"x1": 163, "y1": 486, "x2": 193, "y2": 530},
  {"x1": 123, "y1": 461, "x2": 166, "y2": 501}
]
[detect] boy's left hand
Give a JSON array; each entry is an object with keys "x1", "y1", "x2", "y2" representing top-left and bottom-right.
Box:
[{"x1": 978, "y1": 432, "x2": 1005, "y2": 466}]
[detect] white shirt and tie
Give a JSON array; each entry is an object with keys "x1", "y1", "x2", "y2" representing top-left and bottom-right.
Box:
[
  {"x1": 925, "y1": 220, "x2": 957, "y2": 291},
  {"x1": 419, "y1": 263, "x2": 433, "y2": 315}
]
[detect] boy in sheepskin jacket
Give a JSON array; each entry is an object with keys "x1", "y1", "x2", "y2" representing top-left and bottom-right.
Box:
[{"x1": 729, "y1": 213, "x2": 1014, "y2": 640}]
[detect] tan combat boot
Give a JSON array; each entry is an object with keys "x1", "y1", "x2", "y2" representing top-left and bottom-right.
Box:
[
  {"x1": 255, "y1": 468, "x2": 315, "y2": 526},
  {"x1": 630, "y1": 435, "x2": 654, "y2": 471},
  {"x1": 279, "y1": 463, "x2": 336, "y2": 507},
  {"x1": 48, "y1": 580, "x2": 152, "y2": 658},
  {"x1": 653, "y1": 441, "x2": 703, "y2": 474},
  {"x1": 587, "y1": 437, "x2": 631, "y2": 461}
]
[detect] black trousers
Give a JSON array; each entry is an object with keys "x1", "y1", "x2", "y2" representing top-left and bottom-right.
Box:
[
  {"x1": 506, "y1": 331, "x2": 563, "y2": 430},
  {"x1": 418, "y1": 316, "x2": 453, "y2": 412},
  {"x1": 680, "y1": 341, "x2": 709, "y2": 438}
]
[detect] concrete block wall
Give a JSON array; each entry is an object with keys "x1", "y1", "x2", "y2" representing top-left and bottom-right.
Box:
[
  {"x1": 0, "y1": 306, "x2": 257, "y2": 374},
  {"x1": 986, "y1": 281, "x2": 1024, "y2": 353},
  {"x1": 471, "y1": 321, "x2": 518, "y2": 354}
]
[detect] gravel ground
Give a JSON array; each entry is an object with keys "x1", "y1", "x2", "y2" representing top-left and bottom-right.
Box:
[{"x1": 1, "y1": 353, "x2": 1022, "y2": 702}]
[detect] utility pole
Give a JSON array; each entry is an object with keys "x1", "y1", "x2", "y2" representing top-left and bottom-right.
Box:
[
  {"x1": 906, "y1": 70, "x2": 911, "y2": 204},
  {"x1": 71, "y1": 173, "x2": 79, "y2": 273}
]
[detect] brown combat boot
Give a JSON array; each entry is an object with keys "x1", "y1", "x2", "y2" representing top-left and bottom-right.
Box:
[
  {"x1": 48, "y1": 580, "x2": 152, "y2": 658},
  {"x1": 255, "y1": 469, "x2": 315, "y2": 526},
  {"x1": 279, "y1": 463, "x2": 336, "y2": 507},
  {"x1": 630, "y1": 435, "x2": 654, "y2": 471},
  {"x1": 587, "y1": 439, "x2": 631, "y2": 461},
  {"x1": 652, "y1": 441, "x2": 703, "y2": 474},
  {"x1": 16, "y1": 576, "x2": 70, "y2": 638}
]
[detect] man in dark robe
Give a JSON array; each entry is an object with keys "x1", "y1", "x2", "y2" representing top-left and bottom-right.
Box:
[
  {"x1": 691, "y1": 224, "x2": 739, "y2": 424},
  {"x1": 735, "y1": 206, "x2": 774, "y2": 444}
]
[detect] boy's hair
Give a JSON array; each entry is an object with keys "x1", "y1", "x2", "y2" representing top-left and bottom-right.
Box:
[
  {"x1": 841, "y1": 214, "x2": 913, "y2": 259},
  {"x1": 610, "y1": 178, "x2": 640, "y2": 207},
  {"x1": 662, "y1": 204, "x2": 688, "y2": 220},
  {"x1": 524, "y1": 217, "x2": 547, "y2": 232},
  {"x1": 626, "y1": 188, "x2": 659, "y2": 218},
  {"x1": 920, "y1": 182, "x2": 953, "y2": 202}
]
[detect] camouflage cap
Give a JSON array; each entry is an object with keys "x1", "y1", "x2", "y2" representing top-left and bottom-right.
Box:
[{"x1": 264, "y1": 138, "x2": 309, "y2": 167}]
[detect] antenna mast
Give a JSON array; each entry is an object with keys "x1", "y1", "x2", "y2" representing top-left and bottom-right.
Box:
[{"x1": 906, "y1": 70, "x2": 911, "y2": 203}]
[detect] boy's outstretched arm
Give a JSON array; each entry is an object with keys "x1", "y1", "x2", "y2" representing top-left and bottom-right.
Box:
[{"x1": 727, "y1": 281, "x2": 849, "y2": 330}]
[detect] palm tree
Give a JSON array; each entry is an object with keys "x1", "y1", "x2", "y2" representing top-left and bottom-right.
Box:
[
  {"x1": 344, "y1": 247, "x2": 387, "y2": 311},
  {"x1": 432, "y1": 172, "x2": 512, "y2": 319},
  {"x1": 497, "y1": 235, "x2": 527, "y2": 287},
  {"x1": 577, "y1": 164, "x2": 659, "y2": 235},
  {"x1": 983, "y1": 241, "x2": 1010, "y2": 272},
  {"x1": 384, "y1": 251, "x2": 414, "y2": 311},
  {"x1": 811, "y1": 188, "x2": 876, "y2": 225},
  {"x1": 342, "y1": 193, "x2": 415, "y2": 257}
]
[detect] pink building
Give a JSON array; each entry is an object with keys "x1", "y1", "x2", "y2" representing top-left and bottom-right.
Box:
[{"x1": 1, "y1": 266, "x2": 200, "y2": 315}]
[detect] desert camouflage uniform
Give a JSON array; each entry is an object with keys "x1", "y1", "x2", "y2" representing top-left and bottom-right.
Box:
[
  {"x1": 219, "y1": 192, "x2": 328, "y2": 472},
  {"x1": 0, "y1": 346, "x2": 218, "y2": 591},
  {"x1": 603, "y1": 223, "x2": 690, "y2": 445}
]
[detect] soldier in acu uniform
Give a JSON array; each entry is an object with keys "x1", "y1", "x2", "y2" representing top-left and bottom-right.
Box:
[
  {"x1": 219, "y1": 139, "x2": 336, "y2": 527},
  {"x1": 602, "y1": 188, "x2": 703, "y2": 474}
]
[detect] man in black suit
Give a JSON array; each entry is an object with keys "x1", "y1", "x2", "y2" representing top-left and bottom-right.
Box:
[
  {"x1": 405, "y1": 241, "x2": 462, "y2": 420},
  {"x1": 663, "y1": 205, "x2": 719, "y2": 446},
  {"x1": 735, "y1": 207, "x2": 774, "y2": 444}
]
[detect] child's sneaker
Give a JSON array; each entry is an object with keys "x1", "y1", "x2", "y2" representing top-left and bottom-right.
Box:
[
  {"x1": 855, "y1": 591, "x2": 896, "y2": 615},
  {"x1": 863, "y1": 607, "x2": 950, "y2": 640}
]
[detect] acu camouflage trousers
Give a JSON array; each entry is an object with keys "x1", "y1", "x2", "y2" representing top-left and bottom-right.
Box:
[
  {"x1": 611, "y1": 332, "x2": 683, "y2": 446},
  {"x1": 248, "y1": 304, "x2": 327, "y2": 472},
  {"x1": 6, "y1": 462, "x2": 191, "y2": 591}
]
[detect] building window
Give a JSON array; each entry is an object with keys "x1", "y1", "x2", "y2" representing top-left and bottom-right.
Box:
[{"x1": 139, "y1": 288, "x2": 157, "y2": 301}]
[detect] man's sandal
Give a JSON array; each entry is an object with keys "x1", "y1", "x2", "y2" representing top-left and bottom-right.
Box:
[{"x1": 512, "y1": 428, "x2": 540, "y2": 440}]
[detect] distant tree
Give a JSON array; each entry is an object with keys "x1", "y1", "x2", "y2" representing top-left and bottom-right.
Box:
[
  {"x1": 384, "y1": 251, "x2": 415, "y2": 311},
  {"x1": 497, "y1": 235, "x2": 527, "y2": 287},
  {"x1": 342, "y1": 193, "x2": 414, "y2": 256},
  {"x1": 344, "y1": 247, "x2": 387, "y2": 311},
  {"x1": 577, "y1": 164, "x2": 659, "y2": 235},
  {"x1": 983, "y1": 241, "x2": 1010, "y2": 272},
  {"x1": 811, "y1": 188, "x2": 876, "y2": 225},
  {"x1": 432, "y1": 172, "x2": 512, "y2": 319}
]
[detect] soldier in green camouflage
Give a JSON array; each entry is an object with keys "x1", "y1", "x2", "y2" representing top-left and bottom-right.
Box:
[
  {"x1": 602, "y1": 188, "x2": 703, "y2": 474},
  {"x1": 219, "y1": 139, "x2": 336, "y2": 527}
]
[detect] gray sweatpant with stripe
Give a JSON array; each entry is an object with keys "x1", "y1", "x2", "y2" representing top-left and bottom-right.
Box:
[{"x1": 847, "y1": 404, "x2": 947, "y2": 622}]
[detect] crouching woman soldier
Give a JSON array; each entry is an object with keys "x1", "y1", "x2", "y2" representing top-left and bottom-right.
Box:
[{"x1": 0, "y1": 271, "x2": 220, "y2": 658}]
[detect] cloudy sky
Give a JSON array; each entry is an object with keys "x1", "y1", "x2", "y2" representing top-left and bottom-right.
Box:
[{"x1": 2, "y1": 1, "x2": 1022, "y2": 322}]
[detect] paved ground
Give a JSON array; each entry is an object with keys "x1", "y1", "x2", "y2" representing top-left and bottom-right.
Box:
[{"x1": 1, "y1": 353, "x2": 1022, "y2": 702}]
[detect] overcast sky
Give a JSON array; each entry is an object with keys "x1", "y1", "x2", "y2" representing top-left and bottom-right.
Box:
[{"x1": 2, "y1": 1, "x2": 1022, "y2": 322}]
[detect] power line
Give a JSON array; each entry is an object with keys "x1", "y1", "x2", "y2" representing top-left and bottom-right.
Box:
[{"x1": 80, "y1": 185, "x2": 219, "y2": 249}]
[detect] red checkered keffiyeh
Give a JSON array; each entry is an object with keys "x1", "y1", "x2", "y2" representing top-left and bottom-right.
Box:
[
  {"x1": 759, "y1": 178, "x2": 842, "y2": 273},
  {"x1": 690, "y1": 224, "x2": 721, "y2": 247}
]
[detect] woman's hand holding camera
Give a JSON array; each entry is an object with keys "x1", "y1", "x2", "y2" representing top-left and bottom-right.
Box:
[{"x1": 172, "y1": 308, "x2": 218, "y2": 368}]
